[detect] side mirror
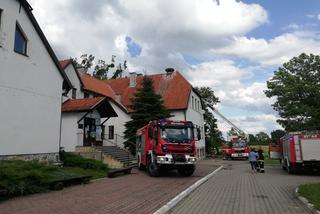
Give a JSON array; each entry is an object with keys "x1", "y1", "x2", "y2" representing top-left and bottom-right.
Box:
[{"x1": 197, "y1": 128, "x2": 201, "y2": 141}]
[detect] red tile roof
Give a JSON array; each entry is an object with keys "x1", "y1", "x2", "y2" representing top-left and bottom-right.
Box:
[
  {"x1": 62, "y1": 97, "x2": 105, "y2": 112},
  {"x1": 81, "y1": 75, "x2": 116, "y2": 100},
  {"x1": 105, "y1": 71, "x2": 192, "y2": 112},
  {"x1": 59, "y1": 59, "x2": 72, "y2": 69}
]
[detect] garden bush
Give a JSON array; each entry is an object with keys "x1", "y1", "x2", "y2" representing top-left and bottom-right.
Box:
[{"x1": 62, "y1": 152, "x2": 107, "y2": 171}]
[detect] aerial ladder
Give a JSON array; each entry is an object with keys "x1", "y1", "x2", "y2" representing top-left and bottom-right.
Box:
[{"x1": 202, "y1": 100, "x2": 249, "y2": 141}]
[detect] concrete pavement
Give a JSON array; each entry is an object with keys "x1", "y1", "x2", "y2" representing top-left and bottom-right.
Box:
[{"x1": 170, "y1": 160, "x2": 320, "y2": 214}]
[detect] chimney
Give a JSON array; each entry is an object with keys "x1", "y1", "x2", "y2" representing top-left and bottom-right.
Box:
[
  {"x1": 129, "y1": 72, "x2": 137, "y2": 88},
  {"x1": 165, "y1": 68, "x2": 174, "y2": 75}
]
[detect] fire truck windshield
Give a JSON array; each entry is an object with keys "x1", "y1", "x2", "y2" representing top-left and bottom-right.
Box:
[
  {"x1": 160, "y1": 126, "x2": 193, "y2": 141},
  {"x1": 232, "y1": 142, "x2": 247, "y2": 148}
]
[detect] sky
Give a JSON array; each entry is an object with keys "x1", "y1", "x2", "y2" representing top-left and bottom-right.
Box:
[{"x1": 28, "y1": 0, "x2": 320, "y2": 137}]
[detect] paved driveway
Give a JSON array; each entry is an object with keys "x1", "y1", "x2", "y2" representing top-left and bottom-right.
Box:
[
  {"x1": 0, "y1": 159, "x2": 219, "y2": 214},
  {"x1": 170, "y1": 160, "x2": 320, "y2": 214}
]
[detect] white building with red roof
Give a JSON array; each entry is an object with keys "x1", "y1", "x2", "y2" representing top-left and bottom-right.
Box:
[
  {"x1": 58, "y1": 60, "x2": 205, "y2": 158},
  {"x1": 59, "y1": 59, "x2": 118, "y2": 152},
  {"x1": 103, "y1": 70, "x2": 206, "y2": 158}
]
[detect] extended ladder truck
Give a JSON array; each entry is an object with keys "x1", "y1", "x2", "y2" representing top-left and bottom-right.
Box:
[{"x1": 204, "y1": 101, "x2": 250, "y2": 160}]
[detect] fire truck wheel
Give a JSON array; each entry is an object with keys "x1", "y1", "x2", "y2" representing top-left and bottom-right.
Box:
[
  {"x1": 178, "y1": 165, "x2": 195, "y2": 177},
  {"x1": 147, "y1": 158, "x2": 160, "y2": 177}
]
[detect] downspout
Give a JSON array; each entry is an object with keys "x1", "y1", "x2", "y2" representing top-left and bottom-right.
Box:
[{"x1": 58, "y1": 94, "x2": 63, "y2": 162}]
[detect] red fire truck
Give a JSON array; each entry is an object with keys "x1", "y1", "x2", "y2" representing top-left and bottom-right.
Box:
[
  {"x1": 281, "y1": 132, "x2": 320, "y2": 173},
  {"x1": 136, "y1": 119, "x2": 200, "y2": 177},
  {"x1": 222, "y1": 136, "x2": 250, "y2": 160}
]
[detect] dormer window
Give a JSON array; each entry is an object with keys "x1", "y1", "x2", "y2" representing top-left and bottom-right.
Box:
[{"x1": 14, "y1": 23, "x2": 27, "y2": 55}]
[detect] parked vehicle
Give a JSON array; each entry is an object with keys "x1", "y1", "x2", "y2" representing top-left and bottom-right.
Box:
[
  {"x1": 222, "y1": 136, "x2": 250, "y2": 160},
  {"x1": 136, "y1": 119, "x2": 200, "y2": 177},
  {"x1": 281, "y1": 132, "x2": 320, "y2": 173}
]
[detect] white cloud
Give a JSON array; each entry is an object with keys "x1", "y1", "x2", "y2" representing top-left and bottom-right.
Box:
[
  {"x1": 217, "y1": 114, "x2": 282, "y2": 136},
  {"x1": 28, "y1": 0, "x2": 268, "y2": 72},
  {"x1": 211, "y1": 32, "x2": 320, "y2": 65},
  {"x1": 186, "y1": 60, "x2": 274, "y2": 113}
]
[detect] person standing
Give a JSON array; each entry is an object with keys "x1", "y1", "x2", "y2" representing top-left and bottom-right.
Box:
[
  {"x1": 249, "y1": 148, "x2": 259, "y2": 174},
  {"x1": 257, "y1": 148, "x2": 265, "y2": 173}
]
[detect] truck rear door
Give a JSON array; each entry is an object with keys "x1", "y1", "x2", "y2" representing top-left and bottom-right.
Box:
[{"x1": 300, "y1": 135, "x2": 320, "y2": 161}]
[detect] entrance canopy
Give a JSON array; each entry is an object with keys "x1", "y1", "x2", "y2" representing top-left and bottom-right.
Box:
[{"x1": 62, "y1": 97, "x2": 117, "y2": 118}]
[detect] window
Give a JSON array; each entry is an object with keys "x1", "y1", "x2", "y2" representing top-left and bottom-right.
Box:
[
  {"x1": 84, "y1": 92, "x2": 90, "y2": 98},
  {"x1": 192, "y1": 96, "x2": 194, "y2": 109},
  {"x1": 0, "y1": 9, "x2": 2, "y2": 29},
  {"x1": 108, "y1": 125, "x2": 114, "y2": 139},
  {"x1": 0, "y1": 9, "x2": 3, "y2": 47},
  {"x1": 72, "y1": 88, "x2": 77, "y2": 99},
  {"x1": 14, "y1": 23, "x2": 27, "y2": 55}
]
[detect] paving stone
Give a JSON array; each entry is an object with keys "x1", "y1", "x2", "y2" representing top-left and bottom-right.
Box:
[
  {"x1": 0, "y1": 159, "x2": 219, "y2": 214},
  {"x1": 170, "y1": 160, "x2": 320, "y2": 214}
]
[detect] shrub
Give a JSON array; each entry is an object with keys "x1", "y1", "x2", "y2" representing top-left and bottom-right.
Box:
[
  {"x1": 0, "y1": 160, "x2": 51, "y2": 195},
  {"x1": 62, "y1": 152, "x2": 107, "y2": 171}
]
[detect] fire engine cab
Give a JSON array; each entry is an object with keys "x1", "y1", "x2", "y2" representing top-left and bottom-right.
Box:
[{"x1": 136, "y1": 119, "x2": 200, "y2": 177}]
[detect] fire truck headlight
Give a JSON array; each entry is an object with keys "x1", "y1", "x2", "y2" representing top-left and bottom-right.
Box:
[{"x1": 188, "y1": 157, "x2": 196, "y2": 162}]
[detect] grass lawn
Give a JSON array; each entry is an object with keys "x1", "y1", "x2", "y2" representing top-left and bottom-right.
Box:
[
  {"x1": 0, "y1": 153, "x2": 108, "y2": 198},
  {"x1": 299, "y1": 183, "x2": 320, "y2": 210},
  {"x1": 264, "y1": 158, "x2": 280, "y2": 165}
]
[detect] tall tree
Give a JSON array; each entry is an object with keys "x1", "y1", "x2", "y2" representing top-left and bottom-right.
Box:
[
  {"x1": 74, "y1": 54, "x2": 95, "y2": 72},
  {"x1": 73, "y1": 54, "x2": 127, "y2": 80},
  {"x1": 265, "y1": 53, "x2": 320, "y2": 131},
  {"x1": 195, "y1": 87, "x2": 222, "y2": 155},
  {"x1": 270, "y1": 129, "x2": 286, "y2": 144},
  {"x1": 255, "y1": 132, "x2": 270, "y2": 145},
  {"x1": 124, "y1": 76, "x2": 171, "y2": 154}
]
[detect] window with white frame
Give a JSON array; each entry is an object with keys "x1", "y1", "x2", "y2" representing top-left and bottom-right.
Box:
[{"x1": 14, "y1": 23, "x2": 28, "y2": 55}]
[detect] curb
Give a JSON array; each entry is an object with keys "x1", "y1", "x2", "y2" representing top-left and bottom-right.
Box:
[
  {"x1": 295, "y1": 187, "x2": 320, "y2": 214},
  {"x1": 154, "y1": 165, "x2": 224, "y2": 214}
]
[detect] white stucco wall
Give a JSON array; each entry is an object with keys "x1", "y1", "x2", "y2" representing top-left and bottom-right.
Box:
[
  {"x1": 61, "y1": 113, "x2": 80, "y2": 152},
  {"x1": 185, "y1": 90, "x2": 206, "y2": 156},
  {"x1": 61, "y1": 110, "x2": 102, "y2": 152},
  {"x1": 103, "y1": 101, "x2": 130, "y2": 148},
  {"x1": 0, "y1": 0, "x2": 63, "y2": 155},
  {"x1": 64, "y1": 63, "x2": 84, "y2": 99}
]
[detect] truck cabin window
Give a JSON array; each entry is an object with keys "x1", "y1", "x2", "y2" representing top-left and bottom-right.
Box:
[
  {"x1": 232, "y1": 142, "x2": 246, "y2": 148},
  {"x1": 161, "y1": 127, "x2": 193, "y2": 141},
  {"x1": 14, "y1": 23, "x2": 27, "y2": 55}
]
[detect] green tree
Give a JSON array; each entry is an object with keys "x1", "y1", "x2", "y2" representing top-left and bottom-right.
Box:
[
  {"x1": 74, "y1": 54, "x2": 95, "y2": 72},
  {"x1": 248, "y1": 134, "x2": 258, "y2": 145},
  {"x1": 195, "y1": 87, "x2": 222, "y2": 155},
  {"x1": 255, "y1": 132, "x2": 270, "y2": 145},
  {"x1": 270, "y1": 129, "x2": 286, "y2": 143},
  {"x1": 124, "y1": 76, "x2": 172, "y2": 154},
  {"x1": 227, "y1": 128, "x2": 239, "y2": 137},
  {"x1": 74, "y1": 54, "x2": 127, "y2": 80},
  {"x1": 265, "y1": 53, "x2": 320, "y2": 131}
]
